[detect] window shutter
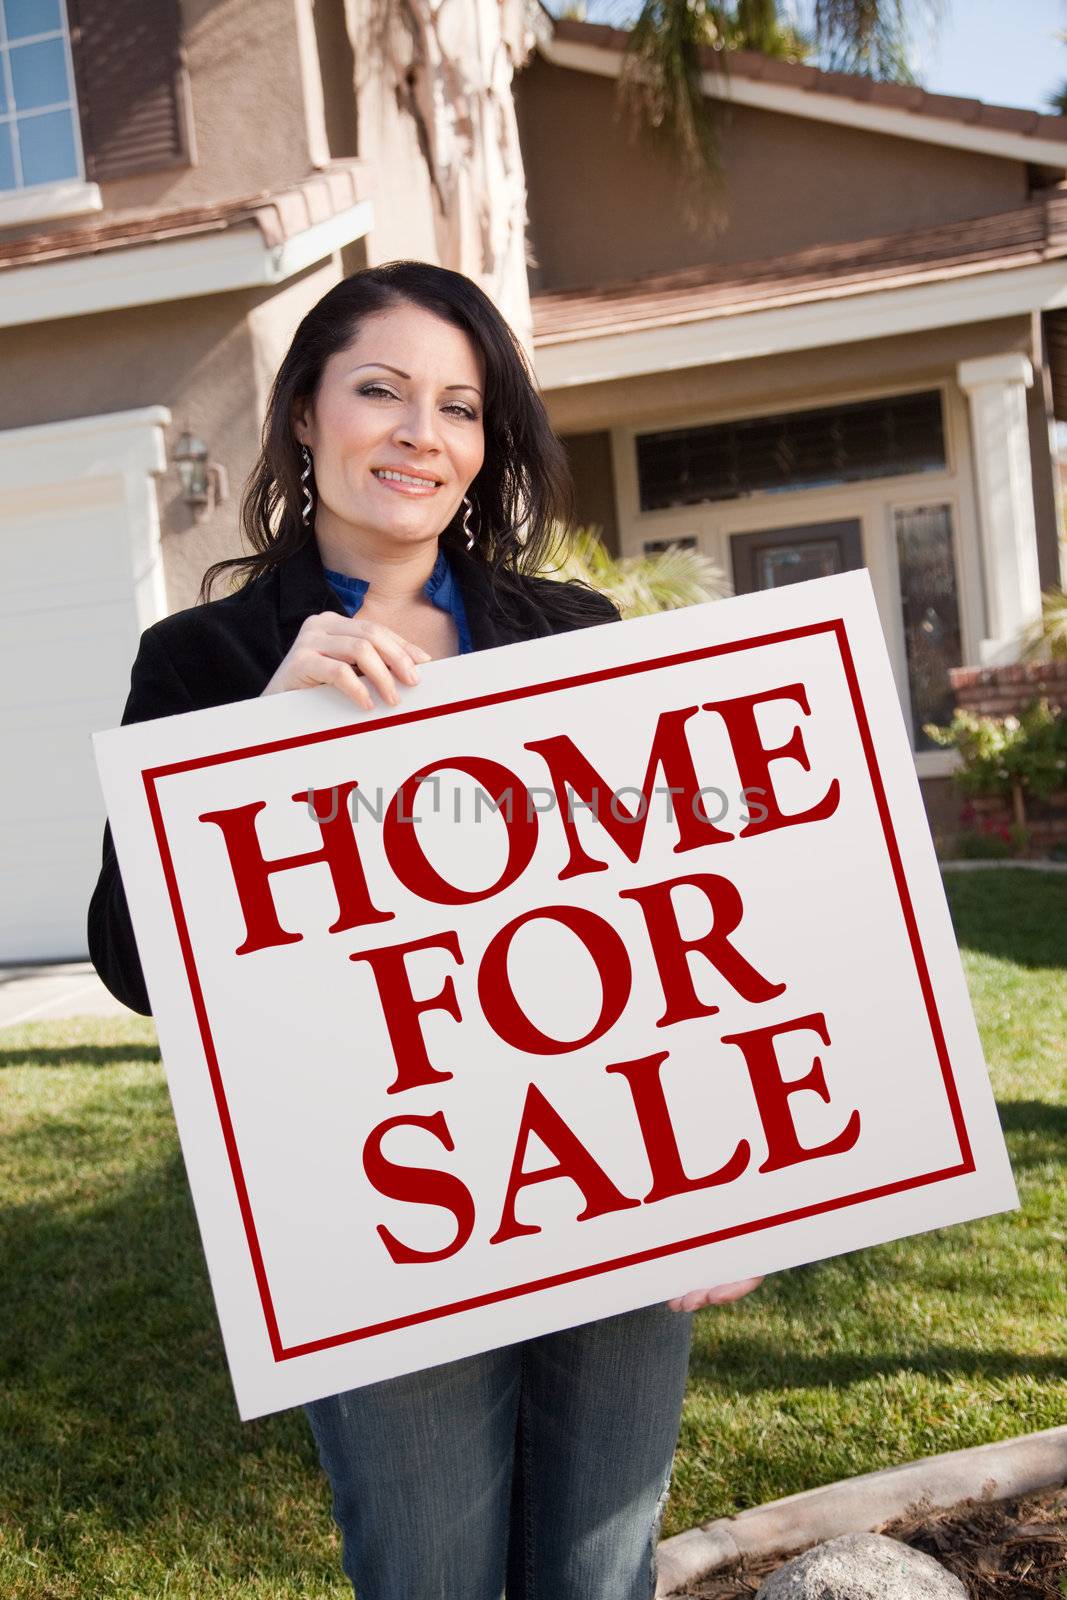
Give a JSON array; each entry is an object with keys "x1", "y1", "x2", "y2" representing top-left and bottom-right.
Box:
[{"x1": 67, "y1": 0, "x2": 193, "y2": 182}]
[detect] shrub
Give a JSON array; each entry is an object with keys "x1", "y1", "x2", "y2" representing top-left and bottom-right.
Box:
[
  {"x1": 924, "y1": 698, "x2": 1067, "y2": 804},
  {"x1": 954, "y1": 829, "x2": 1013, "y2": 860}
]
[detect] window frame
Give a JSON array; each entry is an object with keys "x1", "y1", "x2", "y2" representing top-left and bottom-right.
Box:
[
  {"x1": 0, "y1": 0, "x2": 100, "y2": 224},
  {"x1": 632, "y1": 387, "x2": 950, "y2": 515},
  {"x1": 612, "y1": 378, "x2": 979, "y2": 772}
]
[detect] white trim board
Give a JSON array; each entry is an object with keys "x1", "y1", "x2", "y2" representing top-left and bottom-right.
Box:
[
  {"x1": 0, "y1": 180, "x2": 101, "y2": 228},
  {"x1": 0, "y1": 200, "x2": 374, "y2": 329},
  {"x1": 533, "y1": 260, "x2": 1067, "y2": 390},
  {"x1": 540, "y1": 34, "x2": 1067, "y2": 170},
  {"x1": 0, "y1": 405, "x2": 172, "y2": 635},
  {"x1": 0, "y1": 405, "x2": 171, "y2": 487}
]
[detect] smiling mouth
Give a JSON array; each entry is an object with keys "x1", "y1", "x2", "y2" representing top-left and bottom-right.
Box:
[{"x1": 371, "y1": 468, "x2": 443, "y2": 490}]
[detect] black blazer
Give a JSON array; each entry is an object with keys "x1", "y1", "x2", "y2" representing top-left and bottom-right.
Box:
[{"x1": 87, "y1": 529, "x2": 621, "y2": 1016}]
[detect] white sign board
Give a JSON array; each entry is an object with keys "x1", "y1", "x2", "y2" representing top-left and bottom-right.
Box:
[{"x1": 93, "y1": 570, "x2": 1017, "y2": 1419}]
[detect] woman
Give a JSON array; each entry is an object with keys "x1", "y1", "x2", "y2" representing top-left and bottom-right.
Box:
[{"x1": 87, "y1": 260, "x2": 761, "y2": 1600}]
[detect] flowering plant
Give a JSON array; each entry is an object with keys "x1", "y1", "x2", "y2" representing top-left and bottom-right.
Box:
[{"x1": 924, "y1": 698, "x2": 1067, "y2": 803}]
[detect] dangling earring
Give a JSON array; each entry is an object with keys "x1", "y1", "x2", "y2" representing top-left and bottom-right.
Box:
[
  {"x1": 461, "y1": 493, "x2": 477, "y2": 552},
  {"x1": 300, "y1": 444, "x2": 314, "y2": 528}
]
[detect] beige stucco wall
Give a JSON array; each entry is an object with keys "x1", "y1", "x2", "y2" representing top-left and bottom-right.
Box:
[
  {"x1": 548, "y1": 314, "x2": 1063, "y2": 745},
  {"x1": 82, "y1": 0, "x2": 535, "y2": 351},
  {"x1": 516, "y1": 57, "x2": 1031, "y2": 292},
  {"x1": 544, "y1": 317, "x2": 1035, "y2": 434},
  {"x1": 0, "y1": 257, "x2": 343, "y2": 615},
  {"x1": 96, "y1": 0, "x2": 315, "y2": 219},
  {"x1": 545, "y1": 315, "x2": 1061, "y2": 596},
  {"x1": 348, "y1": 0, "x2": 537, "y2": 352}
]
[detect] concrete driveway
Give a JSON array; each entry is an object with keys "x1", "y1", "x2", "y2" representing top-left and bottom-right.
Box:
[{"x1": 0, "y1": 962, "x2": 138, "y2": 1029}]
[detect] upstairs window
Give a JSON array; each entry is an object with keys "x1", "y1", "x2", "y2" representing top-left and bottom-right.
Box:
[
  {"x1": 636, "y1": 390, "x2": 947, "y2": 512},
  {"x1": 0, "y1": 0, "x2": 83, "y2": 192}
]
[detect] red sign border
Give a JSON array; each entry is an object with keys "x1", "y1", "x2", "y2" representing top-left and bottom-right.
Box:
[{"x1": 141, "y1": 617, "x2": 974, "y2": 1363}]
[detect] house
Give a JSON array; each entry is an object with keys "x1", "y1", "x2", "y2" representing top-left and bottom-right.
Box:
[
  {"x1": 1, "y1": 0, "x2": 1065, "y2": 962},
  {"x1": 0, "y1": 0, "x2": 535, "y2": 963},
  {"x1": 518, "y1": 15, "x2": 1067, "y2": 836}
]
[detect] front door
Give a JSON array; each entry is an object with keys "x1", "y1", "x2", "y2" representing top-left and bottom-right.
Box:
[{"x1": 729, "y1": 519, "x2": 864, "y2": 594}]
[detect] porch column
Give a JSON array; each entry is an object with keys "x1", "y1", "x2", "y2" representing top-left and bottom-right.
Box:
[{"x1": 957, "y1": 353, "x2": 1043, "y2": 665}]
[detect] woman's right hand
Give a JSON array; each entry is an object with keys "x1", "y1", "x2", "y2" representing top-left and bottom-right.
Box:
[{"x1": 260, "y1": 612, "x2": 433, "y2": 710}]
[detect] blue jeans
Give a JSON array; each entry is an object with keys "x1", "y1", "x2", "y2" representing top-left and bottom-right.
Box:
[{"x1": 303, "y1": 1302, "x2": 694, "y2": 1599}]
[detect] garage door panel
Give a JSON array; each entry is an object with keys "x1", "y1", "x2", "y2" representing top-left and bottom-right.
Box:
[
  {"x1": 3, "y1": 693, "x2": 134, "y2": 741},
  {"x1": 1, "y1": 821, "x2": 109, "y2": 964},
  {"x1": 0, "y1": 414, "x2": 167, "y2": 961},
  {"x1": 0, "y1": 732, "x2": 112, "y2": 826},
  {"x1": 1, "y1": 594, "x2": 140, "y2": 644},
  {"x1": 0, "y1": 812, "x2": 104, "y2": 866},
  {"x1": 0, "y1": 609, "x2": 143, "y2": 705},
  {"x1": 3, "y1": 499, "x2": 130, "y2": 596},
  {"x1": 0, "y1": 576, "x2": 138, "y2": 617}
]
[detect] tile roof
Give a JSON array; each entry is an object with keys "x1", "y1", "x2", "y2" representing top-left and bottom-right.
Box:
[
  {"x1": 530, "y1": 195, "x2": 1067, "y2": 345},
  {"x1": 548, "y1": 16, "x2": 1067, "y2": 151},
  {"x1": 0, "y1": 161, "x2": 372, "y2": 270}
]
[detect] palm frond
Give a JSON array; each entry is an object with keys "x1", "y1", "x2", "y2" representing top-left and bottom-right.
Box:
[
  {"x1": 541, "y1": 523, "x2": 732, "y2": 617},
  {"x1": 1021, "y1": 587, "x2": 1067, "y2": 661},
  {"x1": 615, "y1": 0, "x2": 731, "y2": 227},
  {"x1": 812, "y1": 0, "x2": 943, "y2": 83},
  {"x1": 731, "y1": 0, "x2": 812, "y2": 60}
]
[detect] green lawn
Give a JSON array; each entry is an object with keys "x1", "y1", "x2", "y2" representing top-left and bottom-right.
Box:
[{"x1": 2, "y1": 871, "x2": 1064, "y2": 1597}]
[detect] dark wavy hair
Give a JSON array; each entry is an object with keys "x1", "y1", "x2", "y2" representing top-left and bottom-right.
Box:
[{"x1": 197, "y1": 260, "x2": 578, "y2": 609}]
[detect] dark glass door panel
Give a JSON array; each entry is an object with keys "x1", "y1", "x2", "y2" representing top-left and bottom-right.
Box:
[
  {"x1": 894, "y1": 503, "x2": 962, "y2": 751},
  {"x1": 730, "y1": 519, "x2": 864, "y2": 594}
]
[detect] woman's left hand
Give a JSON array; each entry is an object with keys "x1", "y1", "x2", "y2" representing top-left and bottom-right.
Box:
[{"x1": 666, "y1": 1276, "x2": 765, "y2": 1313}]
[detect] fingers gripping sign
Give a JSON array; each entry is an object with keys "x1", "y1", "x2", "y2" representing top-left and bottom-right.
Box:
[{"x1": 261, "y1": 611, "x2": 433, "y2": 710}]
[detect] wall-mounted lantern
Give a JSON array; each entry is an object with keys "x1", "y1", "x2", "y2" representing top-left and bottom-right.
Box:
[{"x1": 174, "y1": 431, "x2": 229, "y2": 521}]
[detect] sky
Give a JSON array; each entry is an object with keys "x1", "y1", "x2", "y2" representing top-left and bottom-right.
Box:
[
  {"x1": 875, "y1": 0, "x2": 1062, "y2": 113},
  {"x1": 551, "y1": 0, "x2": 1067, "y2": 116}
]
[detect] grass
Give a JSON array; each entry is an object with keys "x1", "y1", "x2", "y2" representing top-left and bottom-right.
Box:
[{"x1": 1, "y1": 870, "x2": 1064, "y2": 1595}]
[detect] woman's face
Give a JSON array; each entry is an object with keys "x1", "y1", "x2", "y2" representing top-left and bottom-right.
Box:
[{"x1": 294, "y1": 301, "x2": 486, "y2": 556}]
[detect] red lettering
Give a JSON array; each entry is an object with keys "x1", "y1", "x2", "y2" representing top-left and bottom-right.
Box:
[
  {"x1": 620, "y1": 873, "x2": 785, "y2": 1026},
  {"x1": 489, "y1": 1083, "x2": 640, "y2": 1244},
  {"x1": 383, "y1": 756, "x2": 536, "y2": 904},
  {"x1": 349, "y1": 931, "x2": 463, "y2": 1094},
  {"x1": 525, "y1": 707, "x2": 731, "y2": 881},
  {"x1": 702, "y1": 684, "x2": 840, "y2": 837},
  {"x1": 362, "y1": 1110, "x2": 475, "y2": 1263},
  {"x1": 198, "y1": 782, "x2": 392, "y2": 955},
  {"x1": 606, "y1": 1050, "x2": 750, "y2": 1200},
  {"x1": 720, "y1": 1011, "x2": 860, "y2": 1172},
  {"x1": 478, "y1": 905, "x2": 631, "y2": 1055}
]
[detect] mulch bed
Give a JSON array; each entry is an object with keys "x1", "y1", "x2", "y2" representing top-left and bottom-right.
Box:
[{"x1": 682, "y1": 1486, "x2": 1067, "y2": 1597}]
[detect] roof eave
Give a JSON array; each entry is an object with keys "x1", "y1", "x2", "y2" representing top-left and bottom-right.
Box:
[
  {"x1": 0, "y1": 198, "x2": 375, "y2": 330},
  {"x1": 537, "y1": 26, "x2": 1067, "y2": 172},
  {"x1": 532, "y1": 257, "x2": 1067, "y2": 391}
]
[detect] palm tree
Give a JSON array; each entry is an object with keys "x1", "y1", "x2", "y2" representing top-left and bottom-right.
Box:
[
  {"x1": 542, "y1": 524, "x2": 732, "y2": 616},
  {"x1": 1022, "y1": 586, "x2": 1067, "y2": 661},
  {"x1": 556, "y1": 0, "x2": 946, "y2": 223},
  {"x1": 1047, "y1": 29, "x2": 1067, "y2": 115}
]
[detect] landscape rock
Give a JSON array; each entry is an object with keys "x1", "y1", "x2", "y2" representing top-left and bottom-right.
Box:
[{"x1": 755, "y1": 1531, "x2": 969, "y2": 1599}]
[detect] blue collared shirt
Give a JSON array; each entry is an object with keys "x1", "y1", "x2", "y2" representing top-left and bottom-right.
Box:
[{"x1": 321, "y1": 545, "x2": 474, "y2": 654}]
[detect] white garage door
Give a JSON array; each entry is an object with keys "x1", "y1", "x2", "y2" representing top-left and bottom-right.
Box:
[{"x1": 0, "y1": 408, "x2": 170, "y2": 963}]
